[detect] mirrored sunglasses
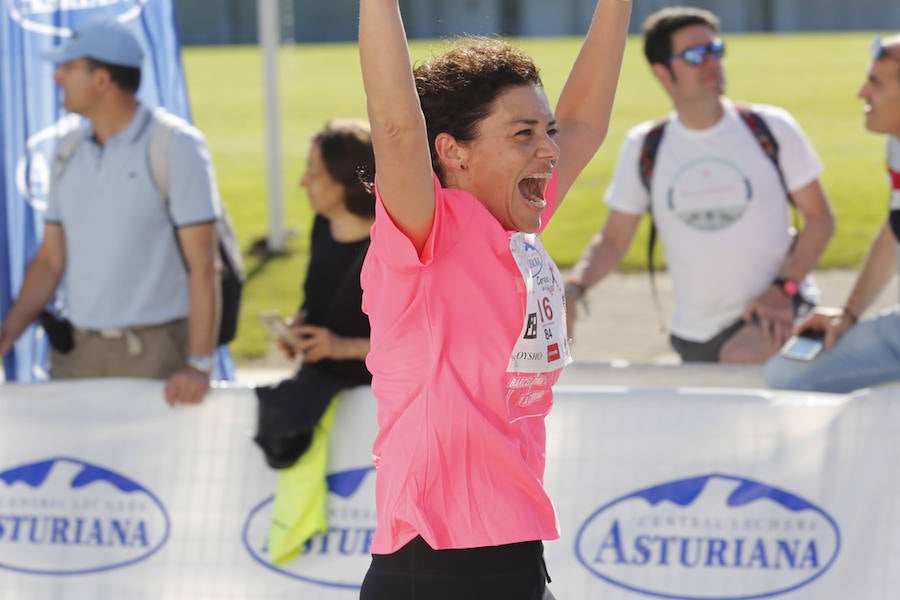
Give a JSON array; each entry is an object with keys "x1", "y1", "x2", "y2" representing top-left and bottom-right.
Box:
[{"x1": 670, "y1": 39, "x2": 726, "y2": 67}]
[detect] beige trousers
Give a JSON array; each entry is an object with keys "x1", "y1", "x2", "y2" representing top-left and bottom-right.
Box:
[{"x1": 51, "y1": 319, "x2": 189, "y2": 380}]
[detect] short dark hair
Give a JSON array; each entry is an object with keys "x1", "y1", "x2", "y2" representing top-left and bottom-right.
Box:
[
  {"x1": 413, "y1": 36, "x2": 543, "y2": 183},
  {"x1": 642, "y1": 6, "x2": 720, "y2": 66},
  {"x1": 85, "y1": 57, "x2": 141, "y2": 93},
  {"x1": 313, "y1": 119, "x2": 376, "y2": 219}
]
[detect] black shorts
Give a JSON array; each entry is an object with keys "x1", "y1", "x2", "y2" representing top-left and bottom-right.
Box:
[
  {"x1": 360, "y1": 536, "x2": 555, "y2": 600},
  {"x1": 670, "y1": 295, "x2": 813, "y2": 363}
]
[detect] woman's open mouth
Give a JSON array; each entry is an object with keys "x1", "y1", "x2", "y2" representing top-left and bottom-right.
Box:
[{"x1": 518, "y1": 173, "x2": 551, "y2": 209}]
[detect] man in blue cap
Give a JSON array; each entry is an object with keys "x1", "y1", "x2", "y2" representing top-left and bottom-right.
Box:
[{"x1": 0, "y1": 18, "x2": 221, "y2": 404}]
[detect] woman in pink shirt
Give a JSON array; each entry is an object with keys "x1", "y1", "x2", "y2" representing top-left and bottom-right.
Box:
[{"x1": 358, "y1": 1, "x2": 631, "y2": 598}]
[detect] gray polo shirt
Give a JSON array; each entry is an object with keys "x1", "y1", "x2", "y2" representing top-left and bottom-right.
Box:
[{"x1": 46, "y1": 105, "x2": 221, "y2": 330}]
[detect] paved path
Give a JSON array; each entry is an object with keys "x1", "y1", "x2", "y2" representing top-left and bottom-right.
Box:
[
  {"x1": 237, "y1": 269, "x2": 897, "y2": 382},
  {"x1": 564, "y1": 268, "x2": 898, "y2": 365}
]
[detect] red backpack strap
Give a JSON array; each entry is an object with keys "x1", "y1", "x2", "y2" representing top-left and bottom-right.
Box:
[
  {"x1": 638, "y1": 118, "x2": 669, "y2": 192},
  {"x1": 734, "y1": 103, "x2": 793, "y2": 205}
]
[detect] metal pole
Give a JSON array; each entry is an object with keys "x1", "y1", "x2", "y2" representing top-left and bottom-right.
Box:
[{"x1": 257, "y1": 0, "x2": 285, "y2": 253}]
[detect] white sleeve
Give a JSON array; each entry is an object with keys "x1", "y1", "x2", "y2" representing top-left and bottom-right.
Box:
[
  {"x1": 603, "y1": 126, "x2": 651, "y2": 216},
  {"x1": 758, "y1": 105, "x2": 824, "y2": 193}
]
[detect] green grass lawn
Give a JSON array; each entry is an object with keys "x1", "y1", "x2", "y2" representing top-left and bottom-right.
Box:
[{"x1": 182, "y1": 32, "x2": 889, "y2": 361}]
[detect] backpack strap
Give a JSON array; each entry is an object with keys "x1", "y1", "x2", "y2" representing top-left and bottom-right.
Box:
[
  {"x1": 734, "y1": 103, "x2": 800, "y2": 242},
  {"x1": 148, "y1": 107, "x2": 178, "y2": 205},
  {"x1": 146, "y1": 107, "x2": 245, "y2": 346},
  {"x1": 733, "y1": 103, "x2": 792, "y2": 205},
  {"x1": 638, "y1": 119, "x2": 669, "y2": 332},
  {"x1": 639, "y1": 119, "x2": 668, "y2": 193},
  {"x1": 45, "y1": 125, "x2": 88, "y2": 320},
  {"x1": 146, "y1": 109, "x2": 188, "y2": 267},
  {"x1": 52, "y1": 126, "x2": 88, "y2": 183},
  {"x1": 147, "y1": 107, "x2": 244, "y2": 279}
]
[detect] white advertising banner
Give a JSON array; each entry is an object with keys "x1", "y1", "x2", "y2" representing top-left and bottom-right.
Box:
[{"x1": 0, "y1": 379, "x2": 897, "y2": 599}]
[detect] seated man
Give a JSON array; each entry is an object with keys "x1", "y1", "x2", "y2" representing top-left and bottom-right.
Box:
[
  {"x1": 565, "y1": 6, "x2": 834, "y2": 363},
  {"x1": 765, "y1": 34, "x2": 900, "y2": 393}
]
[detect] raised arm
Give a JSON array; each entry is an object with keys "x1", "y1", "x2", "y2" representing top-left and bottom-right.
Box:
[
  {"x1": 555, "y1": 0, "x2": 632, "y2": 199},
  {"x1": 359, "y1": 0, "x2": 435, "y2": 253}
]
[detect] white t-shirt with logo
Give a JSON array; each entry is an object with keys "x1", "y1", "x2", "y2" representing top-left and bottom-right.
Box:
[{"x1": 605, "y1": 99, "x2": 824, "y2": 341}]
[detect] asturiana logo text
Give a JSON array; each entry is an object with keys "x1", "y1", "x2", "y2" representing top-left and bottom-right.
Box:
[
  {"x1": 0, "y1": 457, "x2": 170, "y2": 575},
  {"x1": 576, "y1": 474, "x2": 840, "y2": 600}
]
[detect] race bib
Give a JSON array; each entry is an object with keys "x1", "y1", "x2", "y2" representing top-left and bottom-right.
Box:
[{"x1": 504, "y1": 233, "x2": 571, "y2": 422}]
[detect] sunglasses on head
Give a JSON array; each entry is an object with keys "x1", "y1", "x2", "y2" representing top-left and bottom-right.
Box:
[
  {"x1": 670, "y1": 39, "x2": 726, "y2": 67},
  {"x1": 870, "y1": 34, "x2": 899, "y2": 62}
]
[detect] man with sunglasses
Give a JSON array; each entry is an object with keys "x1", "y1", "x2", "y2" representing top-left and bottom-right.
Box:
[
  {"x1": 566, "y1": 6, "x2": 834, "y2": 364},
  {"x1": 765, "y1": 35, "x2": 900, "y2": 392}
]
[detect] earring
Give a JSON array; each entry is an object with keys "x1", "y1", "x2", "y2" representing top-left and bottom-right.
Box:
[{"x1": 460, "y1": 164, "x2": 467, "y2": 171}]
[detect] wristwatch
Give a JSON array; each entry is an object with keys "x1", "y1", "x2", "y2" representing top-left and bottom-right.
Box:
[
  {"x1": 772, "y1": 277, "x2": 799, "y2": 298},
  {"x1": 187, "y1": 354, "x2": 215, "y2": 375}
]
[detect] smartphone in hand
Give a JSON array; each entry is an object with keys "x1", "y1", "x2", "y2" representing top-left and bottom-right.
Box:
[
  {"x1": 258, "y1": 311, "x2": 301, "y2": 346},
  {"x1": 780, "y1": 330, "x2": 824, "y2": 361}
]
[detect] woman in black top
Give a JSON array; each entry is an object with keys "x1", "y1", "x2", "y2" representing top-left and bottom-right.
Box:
[{"x1": 255, "y1": 119, "x2": 375, "y2": 467}]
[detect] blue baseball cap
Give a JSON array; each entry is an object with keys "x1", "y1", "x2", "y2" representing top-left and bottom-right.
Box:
[{"x1": 42, "y1": 18, "x2": 144, "y2": 69}]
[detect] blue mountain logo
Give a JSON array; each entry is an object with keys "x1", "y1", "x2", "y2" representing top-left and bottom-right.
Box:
[
  {"x1": 523, "y1": 241, "x2": 544, "y2": 276},
  {"x1": 243, "y1": 466, "x2": 376, "y2": 589},
  {"x1": 575, "y1": 474, "x2": 840, "y2": 600},
  {"x1": 9, "y1": 1, "x2": 146, "y2": 37},
  {"x1": 0, "y1": 457, "x2": 170, "y2": 575}
]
